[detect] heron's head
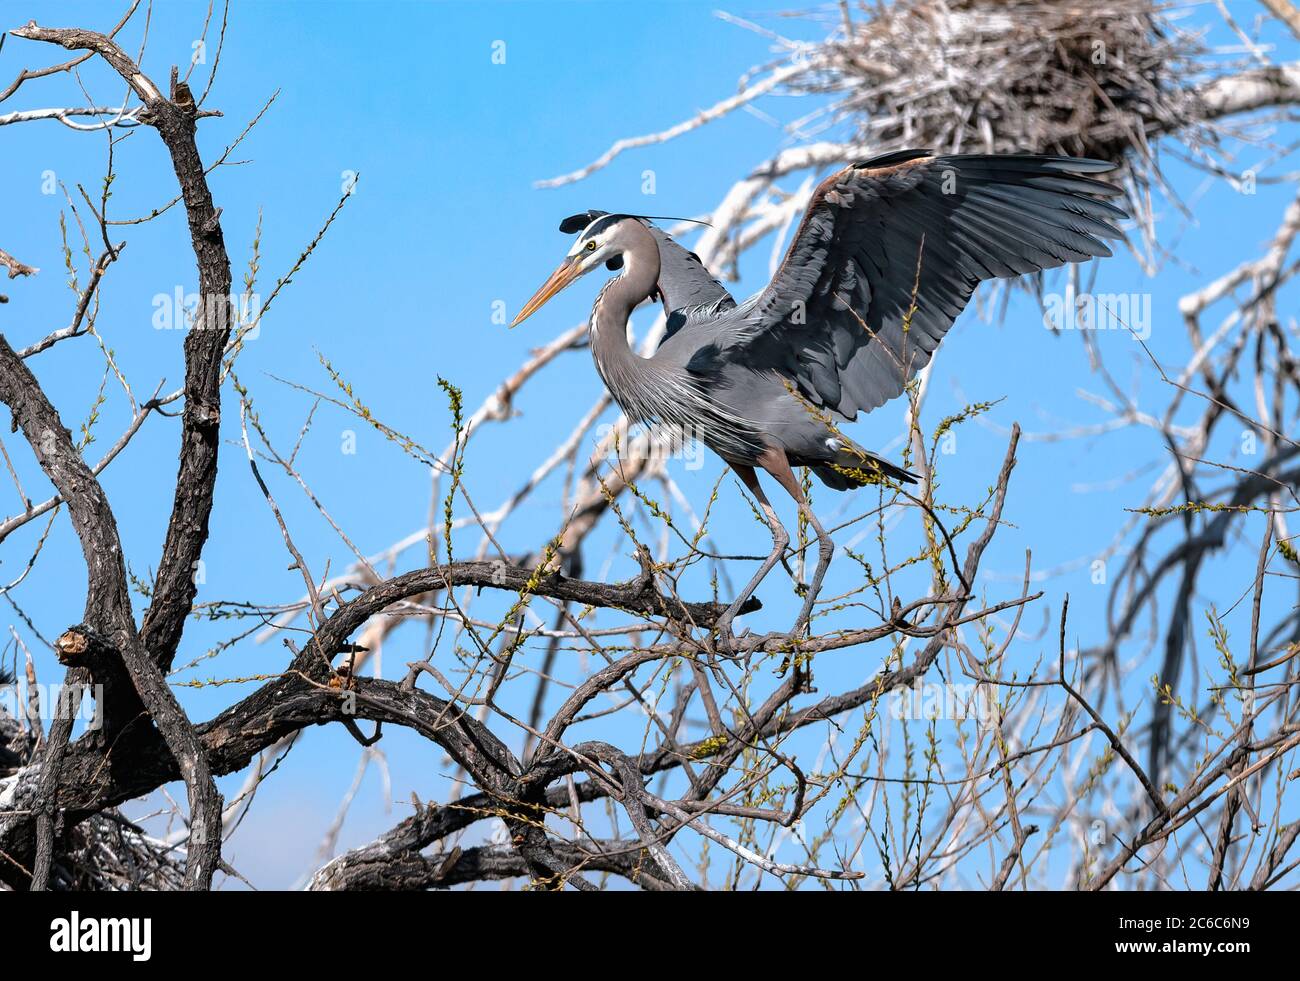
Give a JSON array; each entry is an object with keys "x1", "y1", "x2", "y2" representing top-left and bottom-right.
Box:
[{"x1": 510, "y1": 211, "x2": 644, "y2": 327}]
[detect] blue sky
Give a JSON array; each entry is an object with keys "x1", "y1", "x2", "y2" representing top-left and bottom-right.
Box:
[{"x1": 2, "y1": 1, "x2": 1297, "y2": 887}]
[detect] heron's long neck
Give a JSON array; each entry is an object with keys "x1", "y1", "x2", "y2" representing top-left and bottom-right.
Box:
[{"x1": 589, "y1": 241, "x2": 660, "y2": 414}]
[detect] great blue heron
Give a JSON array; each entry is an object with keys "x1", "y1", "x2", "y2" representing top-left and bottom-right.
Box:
[{"x1": 512, "y1": 149, "x2": 1126, "y2": 640}]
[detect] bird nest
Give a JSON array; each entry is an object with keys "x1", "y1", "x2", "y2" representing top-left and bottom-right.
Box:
[
  {"x1": 796, "y1": 0, "x2": 1212, "y2": 156},
  {"x1": 783, "y1": 0, "x2": 1241, "y2": 252}
]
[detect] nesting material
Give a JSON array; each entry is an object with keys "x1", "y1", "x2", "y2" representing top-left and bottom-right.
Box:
[{"x1": 785, "y1": 0, "x2": 1248, "y2": 251}]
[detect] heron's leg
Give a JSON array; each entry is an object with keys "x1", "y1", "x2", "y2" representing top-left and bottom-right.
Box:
[
  {"x1": 758, "y1": 448, "x2": 834, "y2": 637},
  {"x1": 715, "y1": 464, "x2": 789, "y2": 643}
]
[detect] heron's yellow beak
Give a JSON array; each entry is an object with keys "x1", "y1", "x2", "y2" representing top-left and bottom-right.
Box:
[{"x1": 511, "y1": 257, "x2": 583, "y2": 328}]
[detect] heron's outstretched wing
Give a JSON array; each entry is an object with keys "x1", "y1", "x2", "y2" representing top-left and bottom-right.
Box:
[{"x1": 722, "y1": 150, "x2": 1127, "y2": 418}]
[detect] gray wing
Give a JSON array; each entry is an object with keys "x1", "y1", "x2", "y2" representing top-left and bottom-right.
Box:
[
  {"x1": 646, "y1": 225, "x2": 736, "y2": 341},
  {"x1": 721, "y1": 149, "x2": 1127, "y2": 418}
]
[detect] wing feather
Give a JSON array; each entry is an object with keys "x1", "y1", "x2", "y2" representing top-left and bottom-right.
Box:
[{"x1": 724, "y1": 151, "x2": 1127, "y2": 416}]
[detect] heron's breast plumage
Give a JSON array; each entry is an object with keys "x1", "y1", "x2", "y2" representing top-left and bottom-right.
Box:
[{"x1": 588, "y1": 291, "x2": 766, "y2": 465}]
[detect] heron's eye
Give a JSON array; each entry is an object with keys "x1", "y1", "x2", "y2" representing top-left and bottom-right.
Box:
[{"x1": 585, "y1": 240, "x2": 597, "y2": 252}]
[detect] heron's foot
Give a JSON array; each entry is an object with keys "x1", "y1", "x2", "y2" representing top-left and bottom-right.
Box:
[
  {"x1": 789, "y1": 580, "x2": 824, "y2": 639},
  {"x1": 710, "y1": 615, "x2": 751, "y2": 655}
]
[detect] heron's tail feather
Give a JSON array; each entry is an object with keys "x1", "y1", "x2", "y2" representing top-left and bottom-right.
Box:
[{"x1": 812, "y1": 441, "x2": 918, "y2": 491}]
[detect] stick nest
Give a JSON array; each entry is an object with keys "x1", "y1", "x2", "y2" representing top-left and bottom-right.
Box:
[
  {"x1": 799, "y1": 0, "x2": 1213, "y2": 156},
  {"x1": 781, "y1": 0, "x2": 1250, "y2": 257}
]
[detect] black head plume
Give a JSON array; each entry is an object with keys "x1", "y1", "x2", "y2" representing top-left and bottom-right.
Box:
[
  {"x1": 558, "y1": 210, "x2": 608, "y2": 234},
  {"x1": 626, "y1": 214, "x2": 714, "y2": 228},
  {"x1": 558, "y1": 210, "x2": 713, "y2": 236}
]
